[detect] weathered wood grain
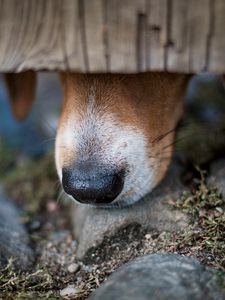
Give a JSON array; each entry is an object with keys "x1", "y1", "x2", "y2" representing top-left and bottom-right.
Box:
[
  {"x1": 146, "y1": 0, "x2": 168, "y2": 71},
  {"x1": 208, "y1": 0, "x2": 225, "y2": 73},
  {"x1": 84, "y1": 0, "x2": 107, "y2": 72},
  {"x1": 0, "y1": 0, "x2": 224, "y2": 73},
  {"x1": 165, "y1": 0, "x2": 212, "y2": 73},
  {"x1": 0, "y1": 0, "x2": 66, "y2": 71},
  {"x1": 166, "y1": 0, "x2": 190, "y2": 72},
  {"x1": 61, "y1": 0, "x2": 86, "y2": 72},
  {"x1": 188, "y1": 0, "x2": 210, "y2": 72},
  {"x1": 106, "y1": 0, "x2": 146, "y2": 72}
]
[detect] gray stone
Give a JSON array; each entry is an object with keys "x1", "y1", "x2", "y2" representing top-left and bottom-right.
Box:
[
  {"x1": 0, "y1": 189, "x2": 34, "y2": 270},
  {"x1": 70, "y1": 163, "x2": 189, "y2": 258},
  {"x1": 88, "y1": 253, "x2": 225, "y2": 300},
  {"x1": 176, "y1": 74, "x2": 225, "y2": 166},
  {"x1": 60, "y1": 284, "x2": 81, "y2": 298},
  {"x1": 207, "y1": 159, "x2": 225, "y2": 197}
]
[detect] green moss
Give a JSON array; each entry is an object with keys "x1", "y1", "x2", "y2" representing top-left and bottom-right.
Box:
[
  {"x1": 0, "y1": 259, "x2": 61, "y2": 299},
  {"x1": 165, "y1": 169, "x2": 225, "y2": 270},
  {"x1": 2, "y1": 151, "x2": 58, "y2": 216},
  {"x1": 0, "y1": 139, "x2": 18, "y2": 178}
]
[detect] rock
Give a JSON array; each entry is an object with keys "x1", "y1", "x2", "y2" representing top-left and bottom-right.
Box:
[
  {"x1": 70, "y1": 163, "x2": 189, "y2": 258},
  {"x1": 88, "y1": 253, "x2": 225, "y2": 300},
  {"x1": 67, "y1": 263, "x2": 79, "y2": 273},
  {"x1": 60, "y1": 284, "x2": 81, "y2": 298},
  {"x1": 0, "y1": 189, "x2": 34, "y2": 270},
  {"x1": 207, "y1": 159, "x2": 225, "y2": 197},
  {"x1": 176, "y1": 74, "x2": 225, "y2": 166}
]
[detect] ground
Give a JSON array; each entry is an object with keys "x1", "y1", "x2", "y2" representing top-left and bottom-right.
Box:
[{"x1": 0, "y1": 147, "x2": 224, "y2": 299}]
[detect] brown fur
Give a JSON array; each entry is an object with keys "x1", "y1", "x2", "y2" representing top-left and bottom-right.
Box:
[{"x1": 4, "y1": 71, "x2": 36, "y2": 120}]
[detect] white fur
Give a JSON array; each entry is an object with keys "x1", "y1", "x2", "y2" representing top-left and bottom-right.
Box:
[{"x1": 55, "y1": 94, "x2": 156, "y2": 207}]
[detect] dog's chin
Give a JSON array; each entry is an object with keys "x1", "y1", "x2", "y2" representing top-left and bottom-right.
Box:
[{"x1": 65, "y1": 189, "x2": 151, "y2": 209}]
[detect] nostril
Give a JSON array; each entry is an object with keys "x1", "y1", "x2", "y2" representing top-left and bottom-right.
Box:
[
  {"x1": 62, "y1": 167, "x2": 124, "y2": 205},
  {"x1": 62, "y1": 168, "x2": 75, "y2": 196},
  {"x1": 106, "y1": 173, "x2": 124, "y2": 201}
]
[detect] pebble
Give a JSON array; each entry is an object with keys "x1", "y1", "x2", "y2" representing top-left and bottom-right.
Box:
[
  {"x1": 67, "y1": 263, "x2": 79, "y2": 273},
  {"x1": 60, "y1": 285, "x2": 80, "y2": 298},
  {"x1": 82, "y1": 264, "x2": 96, "y2": 273},
  {"x1": 29, "y1": 220, "x2": 41, "y2": 231},
  {"x1": 145, "y1": 233, "x2": 151, "y2": 240}
]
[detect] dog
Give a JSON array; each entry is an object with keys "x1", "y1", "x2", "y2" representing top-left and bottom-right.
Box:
[{"x1": 5, "y1": 71, "x2": 190, "y2": 207}]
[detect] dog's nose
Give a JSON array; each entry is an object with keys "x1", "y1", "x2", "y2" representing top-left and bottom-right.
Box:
[{"x1": 62, "y1": 163, "x2": 124, "y2": 205}]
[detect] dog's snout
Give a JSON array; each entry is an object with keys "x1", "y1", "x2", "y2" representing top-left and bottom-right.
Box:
[{"x1": 62, "y1": 163, "x2": 124, "y2": 205}]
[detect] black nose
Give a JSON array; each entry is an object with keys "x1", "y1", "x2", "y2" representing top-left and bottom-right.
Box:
[{"x1": 62, "y1": 163, "x2": 124, "y2": 205}]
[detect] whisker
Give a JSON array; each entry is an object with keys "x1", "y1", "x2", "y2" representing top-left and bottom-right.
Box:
[
  {"x1": 152, "y1": 117, "x2": 225, "y2": 148},
  {"x1": 162, "y1": 126, "x2": 225, "y2": 152},
  {"x1": 161, "y1": 135, "x2": 192, "y2": 150},
  {"x1": 41, "y1": 117, "x2": 57, "y2": 136},
  {"x1": 151, "y1": 127, "x2": 176, "y2": 144},
  {"x1": 38, "y1": 137, "x2": 56, "y2": 146},
  {"x1": 53, "y1": 179, "x2": 61, "y2": 189},
  {"x1": 56, "y1": 189, "x2": 65, "y2": 203},
  {"x1": 151, "y1": 123, "x2": 197, "y2": 146}
]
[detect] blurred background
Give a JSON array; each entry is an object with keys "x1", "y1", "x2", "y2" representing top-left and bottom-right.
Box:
[
  {"x1": 0, "y1": 73, "x2": 62, "y2": 158},
  {"x1": 0, "y1": 73, "x2": 65, "y2": 234}
]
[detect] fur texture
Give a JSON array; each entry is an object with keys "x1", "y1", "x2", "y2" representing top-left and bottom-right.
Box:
[{"x1": 55, "y1": 73, "x2": 189, "y2": 207}]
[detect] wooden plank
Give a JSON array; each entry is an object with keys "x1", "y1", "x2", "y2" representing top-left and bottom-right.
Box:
[
  {"x1": 188, "y1": 0, "x2": 210, "y2": 72},
  {"x1": 146, "y1": 0, "x2": 168, "y2": 71},
  {"x1": 208, "y1": 0, "x2": 225, "y2": 73},
  {"x1": 166, "y1": 0, "x2": 190, "y2": 72},
  {"x1": 136, "y1": 6, "x2": 148, "y2": 72},
  {"x1": 0, "y1": 0, "x2": 16, "y2": 69},
  {"x1": 20, "y1": 0, "x2": 65, "y2": 71},
  {"x1": 0, "y1": 0, "x2": 66, "y2": 72},
  {"x1": 84, "y1": 0, "x2": 107, "y2": 72},
  {"x1": 0, "y1": 0, "x2": 224, "y2": 73},
  {"x1": 61, "y1": 0, "x2": 86, "y2": 72},
  {"x1": 106, "y1": 0, "x2": 146, "y2": 72},
  {"x1": 166, "y1": 0, "x2": 211, "y2": 72}
]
